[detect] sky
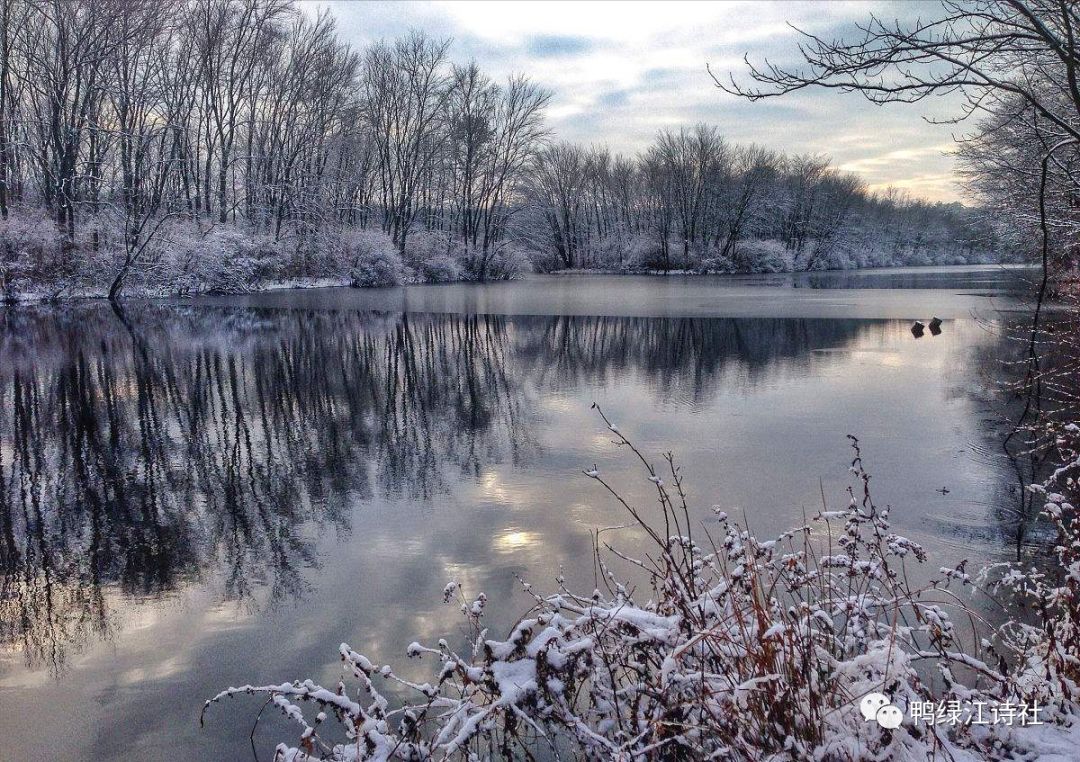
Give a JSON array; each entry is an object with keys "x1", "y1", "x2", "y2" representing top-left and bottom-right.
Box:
[{"x1": 310, "y1": 1, "x2": 969, "y2": 203}]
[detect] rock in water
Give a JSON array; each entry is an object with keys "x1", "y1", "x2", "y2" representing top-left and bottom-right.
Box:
[
  {"x1": 911, "y1": 321, "x2": 925, "y2": 338},
  {"x1": 928, "y1": 316, "x2": 942, "y2": 336}
]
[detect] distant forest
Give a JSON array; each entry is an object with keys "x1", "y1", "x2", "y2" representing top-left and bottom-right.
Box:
[{"x1": 0, "y1": 0, "x2": 1012, "y2": 300}]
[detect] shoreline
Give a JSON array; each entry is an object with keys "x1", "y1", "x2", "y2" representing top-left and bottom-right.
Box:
[{"x1": 1, "y1": 262, "x2": 1036, "y2": 307}]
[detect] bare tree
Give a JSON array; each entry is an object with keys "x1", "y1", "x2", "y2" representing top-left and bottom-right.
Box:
[
  {"x1": 447, "y1": 66, "x2": 548, "y2": 277},
  {"x1": 16, "y1": 1, "x2": 136, "y2": 237},
  {"x1": 363, "y1": 31, "x2": 451, "y2": 254},
  {"x1": 192, "y1": 0, "x2": 289, "y2": 224},
  {"x1": 527, "y1": 142, "x2": 591, "y2": 269}
]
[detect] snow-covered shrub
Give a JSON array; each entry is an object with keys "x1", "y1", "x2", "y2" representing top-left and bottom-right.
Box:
[
  {"x1": 403, "y1": 229, "x2": 505, "y2": 282},
  {"x1": 206, "y1": 409, "x2": 1080, "y2": 761},
  {"x1": 808, "y1": 244, "x2": 858, "y2": 271},
  {"x1": 483, "y1": 244, "x2": 531, "y2": 281},
  {"x1": 518, "y1": 244, "x2": 561, "y2": 273},
  {"x1": 620, "y1": 233, "x2": 663, "y2": 272},
  {"x1": 401, "y1": 230, "x2": 451, "y2": 274},
  {"x1": 343, "y1": 230, "x2": 403, "y2": 288},
  {"x1": 904, "y1": 247, "x2": 935, "y2": 267},
  {"x1": 0, "y1": 210, "x2": 65, "y2": 299},
  {"x1": 397, "y1": 230, "x2": 464, "y2": 282},
  {"x1": 699, "y1": 251, "x2": 736, "y2": 273},
  {"x1": 619, "y1": 235, "x2": 695, "y2": 272},
  {"x1": 586, "y1": 234, "x2": 632, "y2": 270},
  {"x1": 290, "y1": 227, "x2": 353, "y2": 279},
  {"x1": 457, "y1": 242, "x2": 530, "y2": 281},
  {"x1": 734, "y1": 238, "x2": 794, "y2": 273},
  {"x1": 419, "y1": 254, "x2": 462, "y2": 283},
  {"x1": 152, "y1": 227, "x2": 280, "y2": 295}
]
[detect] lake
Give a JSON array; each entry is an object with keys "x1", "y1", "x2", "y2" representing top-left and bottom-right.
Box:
[{"x1": 0, "y1": 265, "x2": 1039, "y2": 760}]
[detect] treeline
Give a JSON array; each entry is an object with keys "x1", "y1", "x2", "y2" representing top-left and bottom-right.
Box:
[
  {"x1": 0, "y1": 0, "x2": 1006, "y2": 301},
  {"x1": 524, "y1": 131, "x2": 997, "y2": 273}
]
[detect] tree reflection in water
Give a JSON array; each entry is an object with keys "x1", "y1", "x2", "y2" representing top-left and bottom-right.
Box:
[{"x1": 0, "y1": 303, "x2": 880, "y2": 671}]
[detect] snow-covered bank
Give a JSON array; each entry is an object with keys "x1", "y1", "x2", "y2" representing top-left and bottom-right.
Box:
[
  {"x1": 2, "y1": 209, "x2": 1013, "y2": 305},
  {"x1": 0, "y1": 216, "x2": 529, "y2": 303}
]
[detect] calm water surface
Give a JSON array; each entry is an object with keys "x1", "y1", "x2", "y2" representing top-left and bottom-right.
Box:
[{"x1": 0, "y1": 265, "x2": 1038, "y2": 760}]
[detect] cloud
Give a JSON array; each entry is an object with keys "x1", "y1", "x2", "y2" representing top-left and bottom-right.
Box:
[
  {"x1": 311, "y1": 0, "x2": 968, "y2": 202},
  {"x1": 525, "y1": 34, "x2": 596, "y2": 58},
  {"x1": 596, "y1": 90, "x2": 630, "y2": 108},
  {"x1": 839, "y1": 143, "x2": 957, "y2": 175}
]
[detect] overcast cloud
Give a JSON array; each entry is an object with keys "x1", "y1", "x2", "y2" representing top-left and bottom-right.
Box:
[{"x1": 310, "y1": 1, "x2": 969, "y2": 203}]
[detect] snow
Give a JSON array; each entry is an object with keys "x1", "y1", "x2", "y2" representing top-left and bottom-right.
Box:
[
  {"x1": 490, "y1": 659, "x2": 537, "y2": 703},
  {"x1": 762, "y1": 623, "x2": 786, "y2": 640}
]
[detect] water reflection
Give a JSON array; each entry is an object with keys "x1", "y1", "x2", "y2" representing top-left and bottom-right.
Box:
[
  {"x1": 0, "y1": 275, "x2": 1032, "y2": 762},
  {"x1": 516, "y1": 316, "x2": 881, "y2": 403},
  {"x1": 0, "y1": 304, "x2": 892, "y2": 671}
]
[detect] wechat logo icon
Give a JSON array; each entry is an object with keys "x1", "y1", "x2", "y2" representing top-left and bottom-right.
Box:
[{"x1": 861, "y1": 692, "x2": 903, "y2": 729}]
